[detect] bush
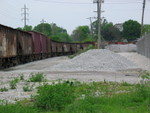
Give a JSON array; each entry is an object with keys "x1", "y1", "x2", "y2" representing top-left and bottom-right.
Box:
[
  {"x1": 34, "y1": 81, "x2": 75, "y2": 111},
  {"x1": 28, "y1": 73, "x2": 45, "y2": 82}
]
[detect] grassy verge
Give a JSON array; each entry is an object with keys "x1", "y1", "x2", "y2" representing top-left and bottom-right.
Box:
[{"x1": 0, "y1": 72, "x2": 150, "y2": 113}]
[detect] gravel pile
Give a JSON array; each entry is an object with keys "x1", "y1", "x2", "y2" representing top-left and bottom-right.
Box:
[{"x1": 49, "y1": 49, "x2": 139, "y2": 72}]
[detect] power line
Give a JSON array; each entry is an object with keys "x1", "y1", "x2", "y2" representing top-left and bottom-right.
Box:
[
  {"x1": 34, "y1": 0, "x2": 142, "y2": 5},
  {"x1": 21, "y1": 4, "x2": 29, "y2": 27},
  {"x1": 34, "y1": 0, "x2": 92, "y2": 4}
]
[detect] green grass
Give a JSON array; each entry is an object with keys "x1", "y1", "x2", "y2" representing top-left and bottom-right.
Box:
[{"x1": 0, "y1": 104, "x2": 38, "y2": 113}]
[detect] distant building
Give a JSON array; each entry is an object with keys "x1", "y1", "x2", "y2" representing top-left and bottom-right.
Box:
[{"x1": 114, "y1": 23, "x2": 123, "y2": 31}]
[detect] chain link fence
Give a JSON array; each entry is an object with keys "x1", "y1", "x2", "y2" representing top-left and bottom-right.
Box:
[{"x1": 137, "y1": 33, "x2": 150, "y2": 59}]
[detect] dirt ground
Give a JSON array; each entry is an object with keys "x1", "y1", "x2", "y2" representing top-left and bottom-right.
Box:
[
  {"x1": 0, "y1": 52, "x2": 149, "y2": 103},
  {"x1": 0, "y1": 53, "x2": 145, "y2": 83}
]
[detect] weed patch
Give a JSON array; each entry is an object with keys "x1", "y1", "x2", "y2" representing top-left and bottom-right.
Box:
[
  {"x1": 0, "y1": 87, "x2": 8, "y2": 92},
  {"x1": 23, "y1": 83, "x2": 34, "y2": 92},
  {"x1": 9, "y1": 77, "x2": 20, "y2": 89},
  {"x1": 28, "y1": 73, "x2": 46, "y2": 82}
]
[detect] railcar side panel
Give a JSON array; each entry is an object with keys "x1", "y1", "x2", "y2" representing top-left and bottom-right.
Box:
[
  {"x1": 29, "y1": 31, "x2": 41, "y2": 54},
  {"x1": 17, "y1": 30, "x2": 33, "y2": 55},
  {"x1": 51, "y1": 40, "x2": 57, "y2": 53},
  {"x1": 47, "y1": 38, "x2": 52, "y2": 53},
  {"x1": 0, "y1": 25, "x2": 17, "y2": 58},
  {"x1": 40, "y1": 34, "x2": 47, "y2": 53},
  {"x1": 63, "y1": 43, "x2": 70, "y2": 53},
  {"x1": 56, "y1": 43, "x2": 63, "y2": 53}
]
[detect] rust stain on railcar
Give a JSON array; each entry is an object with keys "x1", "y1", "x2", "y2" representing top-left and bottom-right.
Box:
[
  {"x1": 17, "y1": 31, "x2": 33, "y2": 55},
  {"x1": 0, "y1": 25, "x2": 17, "y2": 58}
]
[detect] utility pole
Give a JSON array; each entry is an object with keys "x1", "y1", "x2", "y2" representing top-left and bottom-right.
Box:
[
  {"x1": 87, "y1": 17, "x2": 96, "y2": 38},
  {"x1": 21, "y1": 4, "x2": 29, "y2": 27},
  {"x1": 141, "y1": 0, "x2": 146, "y2": 36},
  {"x1": 93, "y1": 0, "x2": 103, "y2": 49},
  {"x1": 40, "y1": 19, "x2": 46, "y2": 32}
]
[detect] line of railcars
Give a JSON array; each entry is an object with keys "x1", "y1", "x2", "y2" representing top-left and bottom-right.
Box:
[{"x1": 0, "y1": 24, "x2": 95, "y2": 69}]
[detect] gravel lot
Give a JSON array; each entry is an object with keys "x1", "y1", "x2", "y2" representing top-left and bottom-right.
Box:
[{"x1": 0, "y1": 50, "x2": 150, "y2": 103}]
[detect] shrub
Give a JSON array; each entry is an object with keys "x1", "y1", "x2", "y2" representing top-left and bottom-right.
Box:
[
  {"x1": 28, "y1": 73, "x2": 45, "y2": 82},
  {"x1": 0, "y1": 87, "x2": 8, "y2": 92},
  {"x1": 34, "y1": 81, "x2": 75, "y2": 111}
]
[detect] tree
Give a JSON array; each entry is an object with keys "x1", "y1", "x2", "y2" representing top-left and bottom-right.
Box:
[
  {"x1": 71, "y1": 26, "x2": 93, "y2": 42},
  {"x1": 17, "y1": 25, "x2": 33, "y2": 31},
  {"x1": 92, "y1": 19, "x2": 122, "y2": 42},
  {"x1": 122, "y1": 20, "x2": 141, "y2": 41},
  {"x1": 51, "y1": 23, "x2": 72, "y2": 42},
  {"x1": 34, "y1": 23, "x2": 52, "y2": 37}
]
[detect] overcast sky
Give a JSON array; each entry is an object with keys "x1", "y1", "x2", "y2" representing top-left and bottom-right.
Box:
[{"x1": 0, "y1": 0, "x2": 149, "y2": 34}]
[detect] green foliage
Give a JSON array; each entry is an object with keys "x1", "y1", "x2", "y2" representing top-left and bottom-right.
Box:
[
  {"x1": 17, "y1": 25, "x2": 33, "y2": 31},
  {"x1": 34, "y1": 23, "x2": 72, "y2": 42},
  {"x1": 92, "y1": 19, "x2": 122, "y2": 42},
  {"x1": 28, "y1": 73, "x2": 46, "y2": 82},
  {"x1": 34, "y1": 81, "x2": 75, "y2": 111},
  {"x1": 0, "y1": 104, "x2": 38, "y2": 113},
  {"x1": 34, "y1": 23, "x2": 52, "y2": 37},
  {"x1": 23, "y1": 83, "x2": 34, "y2": 92},
  {"x1": 9, "y1": 77, "x2": 20, "y2": 89},
  {"x1": 0, "y1": 87, "x2": 8, "y2": 92},
  {"x1": 1, "y1": 79, "x2": 150, "y2": 113},
  {"x1": 71, "y1": 26, "x2": 91, "y2": 42},
  {"x1": 122, "y1": 19, "x2": 141, "y2": 41}
]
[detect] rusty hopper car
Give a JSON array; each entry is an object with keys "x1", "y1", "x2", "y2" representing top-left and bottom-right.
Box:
[
  {"x1": 0, "y1": 24, "x2": 33, "y2": 68},
  {"x1": 0, "y1": 24, "x2": 17, "y2": 68},
  {"x1": 17, "y1": 30, "x2": 33, "y2": 64},
  {"x1": 40, "y1": 34, "x2": 47, "y2": 58},
  {"x1": 29, "y1": 31, "x2": 48, "y2": 60}
]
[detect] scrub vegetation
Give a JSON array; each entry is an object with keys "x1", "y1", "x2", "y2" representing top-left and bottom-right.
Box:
[{"x1": 0, "y1": 71, "x2": 150, "y2": 113}]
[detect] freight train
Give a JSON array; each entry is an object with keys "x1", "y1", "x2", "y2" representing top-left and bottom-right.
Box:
[{"x1": 0, "y1": 24, "x2": 95, "y2": 69}]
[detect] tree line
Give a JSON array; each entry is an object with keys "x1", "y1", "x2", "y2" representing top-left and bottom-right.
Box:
[{"x1": 17, "y1": 19, "x2": 150, "y2": 43}]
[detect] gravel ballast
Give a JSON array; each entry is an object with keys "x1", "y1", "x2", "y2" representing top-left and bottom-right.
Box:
[{"x1": 48, "y1": 49, "x2": 139, "y2": 72}]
